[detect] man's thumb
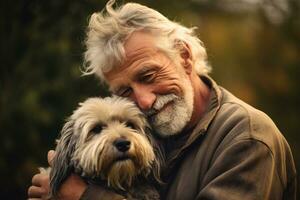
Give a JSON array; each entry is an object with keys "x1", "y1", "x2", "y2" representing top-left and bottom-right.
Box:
[{"x1": 47, "y1": 150, "x2": 56, "y2": 167}]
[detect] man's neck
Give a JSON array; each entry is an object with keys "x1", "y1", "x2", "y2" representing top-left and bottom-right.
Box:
[{"x1": 185, "y1": 74, "x2": 211, "y2": 132}]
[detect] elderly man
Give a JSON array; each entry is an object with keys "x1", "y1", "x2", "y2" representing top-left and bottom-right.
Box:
[{"x1": 28, "y1": 1, "x2": 297, "y2": 199}]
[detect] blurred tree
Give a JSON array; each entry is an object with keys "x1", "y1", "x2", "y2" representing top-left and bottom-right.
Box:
[{"x1": 0, "y1": 1, "x2": 109, "y2": 198}]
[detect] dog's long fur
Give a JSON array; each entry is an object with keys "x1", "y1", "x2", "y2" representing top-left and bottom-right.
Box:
[{"x1": 49, "y1": 96, "x2": 162, "y2": 199}]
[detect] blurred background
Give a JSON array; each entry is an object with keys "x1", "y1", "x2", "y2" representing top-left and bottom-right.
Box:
[{"x1": 1, "y1": 0, "x2": 299, "y2": 199}]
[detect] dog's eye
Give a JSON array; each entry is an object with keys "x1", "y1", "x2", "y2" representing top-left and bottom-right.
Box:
[
  {"x1": 90, "y1": 124, "x2": 103, "y2": 134},
  {"x1": 125, "y1": 121, "x2": 136, "y2": 130}
]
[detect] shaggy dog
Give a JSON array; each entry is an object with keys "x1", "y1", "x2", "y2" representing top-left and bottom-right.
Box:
[{"x1": 48, "y1": 96, "x2": 161, "y2": 200}]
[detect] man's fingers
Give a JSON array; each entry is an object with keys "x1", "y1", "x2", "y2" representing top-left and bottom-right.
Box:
[
  {"x1": 29, "y1": 173, "x2": 50, "y2": 199},
  {"x1": 28, "y1": 151, "x2": 53, "y2": 200},
  {"x1": 27, "y1": 185, "x2": 45, "y2": 198},
  {"x1": 32, "y1": 174, "x2": 42, "y2": 186},
  {"x1": 31, "y1": 173, "x2": 49, "y2": 187},
  {"x1": 47, "y1": 150, "x2": 56, "y2": 167}
]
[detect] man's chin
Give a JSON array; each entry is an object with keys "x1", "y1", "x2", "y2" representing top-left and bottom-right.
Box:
[{"x1": 148, "y1": 95, "x2": 193, "y2": 137}]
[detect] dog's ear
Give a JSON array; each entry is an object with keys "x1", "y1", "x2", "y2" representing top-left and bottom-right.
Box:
[{"x1": 49, "y1": 119, "x2": 77, "y2": 198}]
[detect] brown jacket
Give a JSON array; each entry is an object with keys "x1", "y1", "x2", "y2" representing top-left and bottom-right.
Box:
[
  {"x1": 161, "y1": 76, "x2": 297, "y2": 200},
  {"x1": 81, "y1": 76, "x2": 297, "y2": 200}
]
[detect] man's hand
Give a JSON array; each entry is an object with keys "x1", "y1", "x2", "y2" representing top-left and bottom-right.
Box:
[
  {"x1": 28, "y1": 150, "x2": 87, "y2": 200},
  {"x1": 28, "y1": 171, "x2": 50, "y2": 200},
  {"x1": 28, "y1": 150, "x2": 54, "y2": 200},
  {"x1": 55, "y1": 173, "x2": 87, "y2": 200}
]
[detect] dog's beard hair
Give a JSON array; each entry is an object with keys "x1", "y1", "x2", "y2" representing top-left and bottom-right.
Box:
[
  {"x1": 50, "y1": 96, "x2": 161, "y2": 196},
  {"x1": 71, "y1": 119, "x2": 155, "y2": 190},
  {"x1": 107, "y1": 159, "x2": 136, "y2": 190}
]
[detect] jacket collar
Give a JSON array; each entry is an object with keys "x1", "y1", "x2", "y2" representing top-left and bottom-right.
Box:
[{"x1": 189, "y1": 75, "x2": 222, "y2": 138}]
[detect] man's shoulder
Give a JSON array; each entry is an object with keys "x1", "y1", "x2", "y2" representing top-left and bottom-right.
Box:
[
  {"x1": 201, "y1": 76, "x2": 279, "y2": 141},
  {"x1": 214, "y1": 87, "x2": 288, "y2": 153},
  {"x1": 210, "y1": 87, "x2": 297, "y2": 186}
]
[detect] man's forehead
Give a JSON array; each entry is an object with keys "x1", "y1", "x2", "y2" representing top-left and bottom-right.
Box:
[
  {"x1": 104, "y1": 32, "x2": 161, "y2": 89},
  {"x1": 125, "y1": 46, "x2": 157, "y2": 60},
  {"x1": 105, "y1": 47, "x2": 156, "y2": 77},
  {"x1": 105, "y1": 33, "x2": 157, "y2": 75},
  {"x1": 124, "y1": 31, "x2": 157, "y2": 57}
]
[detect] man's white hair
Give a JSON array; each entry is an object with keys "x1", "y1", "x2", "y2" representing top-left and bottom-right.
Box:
[{"x1": 83, "y1": 0, "x2": 211, "y2": 82}]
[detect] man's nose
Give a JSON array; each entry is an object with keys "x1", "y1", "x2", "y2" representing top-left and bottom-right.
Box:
[{"x1": 131, "y1": 86, "x2": 156, "y2": 111}]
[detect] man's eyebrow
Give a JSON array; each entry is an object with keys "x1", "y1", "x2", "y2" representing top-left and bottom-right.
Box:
[
  {"x1": 133, "y1": 65, "x2": 159, "y2": 80},
  {"x1": 109, "y1": 65, "x2": 159, "y2": 93}
]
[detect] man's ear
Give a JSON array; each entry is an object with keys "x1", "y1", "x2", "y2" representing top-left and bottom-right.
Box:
[{"x1": 175, "y1": 40, "x2": 193, "y2": 75}]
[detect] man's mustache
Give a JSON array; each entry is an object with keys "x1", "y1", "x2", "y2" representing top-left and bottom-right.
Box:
[{"x1": 143, "y1": 94, "x2": 179, "y2": 117}]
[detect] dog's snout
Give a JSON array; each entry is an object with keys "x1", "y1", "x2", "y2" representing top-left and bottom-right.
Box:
[{"x1": 114, "y1": 138, "x2": 131, "y2": 152}]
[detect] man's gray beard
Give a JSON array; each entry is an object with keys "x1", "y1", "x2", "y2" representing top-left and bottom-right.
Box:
[{"x1": 145, "y1": 86, "x2": 194, "y2": 137}]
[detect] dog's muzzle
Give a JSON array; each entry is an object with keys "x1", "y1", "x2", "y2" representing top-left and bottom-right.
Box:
[{"x1": 114, "y1": 138, "x2": 131, "y2": 152}]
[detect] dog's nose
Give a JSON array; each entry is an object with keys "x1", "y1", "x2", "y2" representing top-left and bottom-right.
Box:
[{"x1": 114, "y1": 138, "x2": 131, "y2": 152}]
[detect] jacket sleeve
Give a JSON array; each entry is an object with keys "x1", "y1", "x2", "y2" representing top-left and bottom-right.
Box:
[
  {"x1": 79, "y1": 185, "x2": 126, "y2": 200},
  {"x1": 196, "y1": 139, "x2": 297, "y2": 200}
]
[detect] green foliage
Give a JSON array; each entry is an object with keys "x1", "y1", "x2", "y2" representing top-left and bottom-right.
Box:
[{"x1": 1, "y1": 0, "x2": 299, "y2": 199}]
